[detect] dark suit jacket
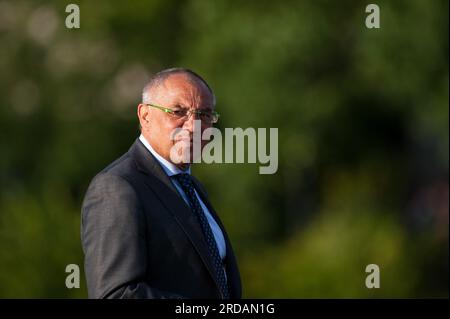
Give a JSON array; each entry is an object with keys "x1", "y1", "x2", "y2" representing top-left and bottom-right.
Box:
[{"x1": 81, "y1": 139, "x2": 242, "y2": 299}]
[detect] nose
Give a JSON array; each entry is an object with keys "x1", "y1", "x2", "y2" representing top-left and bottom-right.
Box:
[
  {"x1": 182, "y1": 111, "x2": 201, "y2": 132},
  {"x1": 181, "y1": 111, "x2": 195, "y2": 132}
]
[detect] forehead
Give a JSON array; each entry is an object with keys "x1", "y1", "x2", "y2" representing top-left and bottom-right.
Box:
[{"x1": 155, "y1": 74, "x2": 214, "y2": 106}]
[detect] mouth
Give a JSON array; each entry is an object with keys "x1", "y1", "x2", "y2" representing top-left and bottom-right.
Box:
[{"x1": 174, "y1": 137, "x2": 193, "y2": 145}]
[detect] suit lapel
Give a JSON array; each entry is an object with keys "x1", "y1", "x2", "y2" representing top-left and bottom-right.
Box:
[{"x1": 129, "y1": 139, "x2": 223, "y2": 296}]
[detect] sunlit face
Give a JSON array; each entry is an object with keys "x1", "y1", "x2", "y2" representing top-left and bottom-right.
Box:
[{"x1": 138, "y1": 73, "x2": 215, "y2": 169}]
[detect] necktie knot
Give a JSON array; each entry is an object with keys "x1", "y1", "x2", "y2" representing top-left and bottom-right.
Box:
[
  {"x1": 173, "y1": 173, "x2": 193, "y2": 190},
  {"x1": 173, "y1": 173, "x2": 198, "y2": 201}
]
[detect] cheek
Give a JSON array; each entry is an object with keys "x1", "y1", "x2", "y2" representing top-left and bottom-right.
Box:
[
  {"x1": 163, "y1": 121, "x2": 183, "y2": 144},
  {"x1": 200, "y1": 123, "x2": 212, "y2": 136},
  {"x1": 200, "y1": 124, "x2": 213, "y2": 146},
  {"x1": 149, "y1": 118, "x2": 174, "y2": 141},
  {"x1": 200, "y1": 122, "x2": 211, "y2": 131}
]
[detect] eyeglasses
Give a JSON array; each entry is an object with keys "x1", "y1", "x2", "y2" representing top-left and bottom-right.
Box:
[{"x1": 144, "y1": 103, "x2": 220, "y2": 124}]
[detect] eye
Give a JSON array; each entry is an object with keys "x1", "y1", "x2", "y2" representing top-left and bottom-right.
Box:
[
  {"x1": 171, "y1": 108, "x2": 187, "y2": 117},
  {"x1": 200, "y1": 113, "x2": 213, "y2": 121}
]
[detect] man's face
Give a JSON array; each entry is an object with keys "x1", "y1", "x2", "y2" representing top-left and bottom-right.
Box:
[{"x1": 139, "y1": 74, "x2": 215, "y2": 168}]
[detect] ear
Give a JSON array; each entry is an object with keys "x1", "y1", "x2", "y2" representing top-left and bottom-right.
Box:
[{"x1": 137, "y1": 103, "x2": 150, "y2": 130}]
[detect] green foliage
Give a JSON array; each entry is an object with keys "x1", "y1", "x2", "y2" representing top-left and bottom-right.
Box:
[{"x1": 0, "y1": 0, "x2": 447, "y2": 297}]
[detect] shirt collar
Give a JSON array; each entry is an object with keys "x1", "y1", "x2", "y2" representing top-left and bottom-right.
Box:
[{"x1": 139, "y1": 134, "x2": 190, "y2": 177}]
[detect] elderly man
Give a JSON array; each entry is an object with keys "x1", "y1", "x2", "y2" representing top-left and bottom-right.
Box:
[{"x1": 81, "y1": 68, "x2": 241, "y2": 299}]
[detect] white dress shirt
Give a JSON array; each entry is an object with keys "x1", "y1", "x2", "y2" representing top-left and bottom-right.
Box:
[{"x1": 138, "y1": 135, "x2": 227, "y2": 261}]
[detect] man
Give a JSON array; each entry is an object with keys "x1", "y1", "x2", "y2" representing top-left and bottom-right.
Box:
[{"x1": 81, "y1": 68, "x2": 241, "y2": 299}]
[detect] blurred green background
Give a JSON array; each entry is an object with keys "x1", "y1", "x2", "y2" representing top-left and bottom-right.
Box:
[{"x1": 0, "y1": 0, "x2": 448, "y2": 298}]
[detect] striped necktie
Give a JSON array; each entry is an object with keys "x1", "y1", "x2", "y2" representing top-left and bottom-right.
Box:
[{"x1": 173, "y1": 173, "x2": 230, "y2": 299}]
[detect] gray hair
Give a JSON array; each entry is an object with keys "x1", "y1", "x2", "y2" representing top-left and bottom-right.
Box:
[{"x1": 142, "y1": 67, "x2": 216, "y2": 105}]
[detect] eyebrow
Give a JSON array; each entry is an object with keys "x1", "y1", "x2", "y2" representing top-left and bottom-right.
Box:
[{"x1": 171, "y1": 103, "x2": 213, "y2": 111}]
